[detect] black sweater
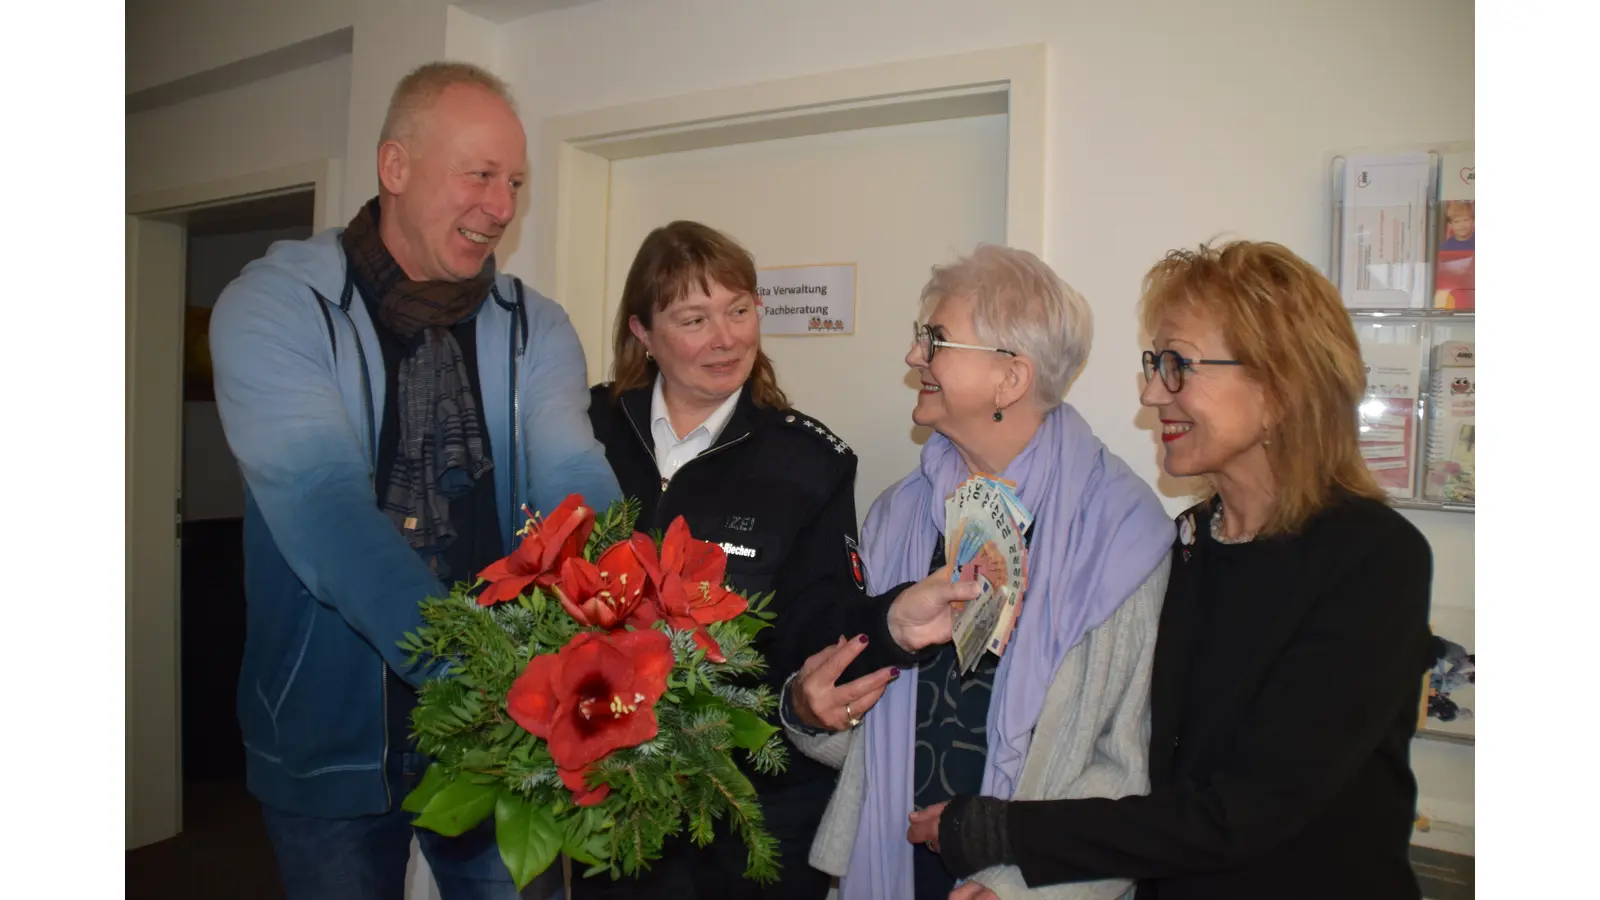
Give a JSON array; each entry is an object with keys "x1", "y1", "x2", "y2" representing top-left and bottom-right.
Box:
[{"x1": 944, "y1": 494, "x2": 1433, "y2": 900}]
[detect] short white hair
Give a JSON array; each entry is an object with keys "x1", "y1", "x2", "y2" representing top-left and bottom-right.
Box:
[
  {"x1": 379, "y1": 61, "x2": 517, "y2": 146},
  {"x1": 917, "y1": 244, "x2": 1094, "y2": 407}
]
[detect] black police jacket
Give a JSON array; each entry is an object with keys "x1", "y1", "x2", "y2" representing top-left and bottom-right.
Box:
[{"x1": 587, "y1": 380, "x2": 892, "y2": 794}]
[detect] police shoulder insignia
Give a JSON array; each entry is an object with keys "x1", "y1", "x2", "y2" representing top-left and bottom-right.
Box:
[{"x1": 782, "y1": 412, "x2": 853, "y2": 456}]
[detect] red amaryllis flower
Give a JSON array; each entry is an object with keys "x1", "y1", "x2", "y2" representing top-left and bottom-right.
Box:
[
  {"x1": 476, "y1": 495, "x2": 595, "y2": 606},
  {"x1": 505, "y1": 629, "x2": 675, "y2": 776},
  {"x1": 653, "y1": 573, "x2": 748, "y2": 663},
  {"x1": 633, "y1": 518, "x2": 747, "y2": 662},
  {"x1": 552, "y1": 541, "x2": 650, "y2": 630},
  {"x1": 659, "y1": 517, "x2": 727, "y2": 588},
  {"x1": 558, "y1": 765, "x2": 610, "y2": 807}
]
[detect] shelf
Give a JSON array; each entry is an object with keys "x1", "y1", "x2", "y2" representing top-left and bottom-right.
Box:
[
  {"x1": 1392, "y1": 498, "x2": 1474, "y2": 515},
  {"x1": 1347, "y1": 308, "x2": 1475, "y2": 320}
]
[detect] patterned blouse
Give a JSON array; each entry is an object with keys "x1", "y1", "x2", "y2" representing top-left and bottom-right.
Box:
[{"x1": 911, "y1": 525, "x2": 1033, "y2": 898}]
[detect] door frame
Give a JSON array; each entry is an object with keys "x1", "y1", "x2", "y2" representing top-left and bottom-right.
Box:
[
  {"x1": 533, "y1": 44, "x2": 1048, "y2": 383},
  {"x1": 125, "y1": 158, "x2": 340, "y2": 850}
]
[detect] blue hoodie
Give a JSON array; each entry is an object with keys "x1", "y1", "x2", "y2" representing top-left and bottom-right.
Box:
[{"x1": 209, "y1": 229, "x2": 621, "y2": 818}]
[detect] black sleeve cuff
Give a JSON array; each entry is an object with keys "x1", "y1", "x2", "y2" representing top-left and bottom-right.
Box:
[
  {"x1": 869, "y1": 583, "x2": 937, "y2": 662},
  {"x1": 780, "y1": 672, "x2": 829, "y2": 737},
  {"x1": 829, "y1": 583, "x2": 937, "y2": 682},
  {"x1": 941, "y1": 795, "x2": 1015, "y2": 878}
]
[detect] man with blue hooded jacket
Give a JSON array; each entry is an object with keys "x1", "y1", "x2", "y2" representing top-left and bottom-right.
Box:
[{"x1": 210, "y1": 61, "x2": 620, "y2": 899}]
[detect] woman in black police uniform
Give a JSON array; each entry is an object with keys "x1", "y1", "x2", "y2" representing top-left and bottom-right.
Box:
[{"x1": 580, "y1": 220, "x2": 895, "y2": 900}]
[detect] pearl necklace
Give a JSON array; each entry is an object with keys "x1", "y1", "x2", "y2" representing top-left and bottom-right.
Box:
[{"x1": 1210, "y1": 505, "x2": 1257, "y2": 544}]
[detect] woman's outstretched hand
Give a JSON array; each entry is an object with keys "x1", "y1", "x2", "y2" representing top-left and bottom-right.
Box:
[{"x1": 793, "y1": 636, "x2": 899, "y2": 731}]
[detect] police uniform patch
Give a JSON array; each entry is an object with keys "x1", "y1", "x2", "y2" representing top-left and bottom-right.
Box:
[{"x1": 844, "y1": 534, "x2": 866, "y2": 591}]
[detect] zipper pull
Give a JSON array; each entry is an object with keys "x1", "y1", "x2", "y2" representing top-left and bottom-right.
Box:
[{"x1": 660, "y1": 477, "x2": 670, "y2": 492}]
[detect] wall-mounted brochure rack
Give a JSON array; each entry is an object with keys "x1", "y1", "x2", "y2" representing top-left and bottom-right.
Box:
[{"x1": 1330, "y1": 145, "x2": 1474, "y2": 513}]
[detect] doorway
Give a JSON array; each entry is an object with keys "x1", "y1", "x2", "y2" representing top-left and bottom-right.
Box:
[
  {"x1": 181, "y1": 191, "x2": 314, "y2": 789},
  {"x1": 127, "y1": 159, "x2": 339, "y2": 855},
  {"x1": 534, "y1": 46, "x2": 1047, "y2": 502},
  {"x1": 127, "y1": 189, "x2": 314, "y2": 900}
]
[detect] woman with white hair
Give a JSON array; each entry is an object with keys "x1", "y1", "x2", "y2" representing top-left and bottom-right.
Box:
[{"x1": 780, "y1": 245, "x2": 1174, "y2": 900}]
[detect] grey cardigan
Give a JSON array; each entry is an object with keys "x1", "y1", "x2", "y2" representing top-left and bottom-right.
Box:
[{"x1": 781, "y1": 558, "x2": 1171, "y2": 900}]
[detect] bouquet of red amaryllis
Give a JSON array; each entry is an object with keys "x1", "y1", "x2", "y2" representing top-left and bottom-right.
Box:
[{"x1": 397, "y1": 494, "x2": 786, "y2": 889}]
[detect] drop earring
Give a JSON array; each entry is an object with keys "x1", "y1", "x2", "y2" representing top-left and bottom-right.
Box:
[
  {"x1": 645, "y1": 351, "x2": 654, "y2": 361},
  {"x1": 993, "y1": 408, "x2": 1004, "y2": 422}
]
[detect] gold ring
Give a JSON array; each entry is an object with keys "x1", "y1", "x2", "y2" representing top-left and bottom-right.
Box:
[{"x1": 846, "y1": 702, "x2": 861, "y2": 729}]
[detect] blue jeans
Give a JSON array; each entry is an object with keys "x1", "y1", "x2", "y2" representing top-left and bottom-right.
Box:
[{"x1": 260, "y1": 752, "x2": 530, "y2": 900}]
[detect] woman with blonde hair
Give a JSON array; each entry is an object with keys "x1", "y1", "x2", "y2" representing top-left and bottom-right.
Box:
[{"x1": 902, "y1": 240, "x2": 1434, "y2": 899}]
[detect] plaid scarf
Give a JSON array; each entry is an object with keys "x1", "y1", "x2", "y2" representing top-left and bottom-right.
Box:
[{"x1": 341, "y1": 199, "x2": 494, "y2": 572}]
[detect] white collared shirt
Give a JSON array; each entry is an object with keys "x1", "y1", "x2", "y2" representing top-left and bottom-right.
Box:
[{"x1": 650, "y1": 374, "x2": 741, "y2": 483}]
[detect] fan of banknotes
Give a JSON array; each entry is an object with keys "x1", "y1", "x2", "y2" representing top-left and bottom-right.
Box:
[{"x1": 945, "y1": 473, "x2": 1033, "y2": 674}]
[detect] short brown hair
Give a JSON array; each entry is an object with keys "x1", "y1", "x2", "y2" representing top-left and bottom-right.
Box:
[
  {"x1": 1139, "y1": 239, "x2": 1386, "y2": 535},
  {"x1": 608, "y1": 221, "x2": 789, "y2": 409},
  {"x1": 379, "y1": 61, "x2": 516, "y2": 146}
]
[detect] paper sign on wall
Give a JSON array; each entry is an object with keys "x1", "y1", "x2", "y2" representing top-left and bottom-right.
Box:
[{"x1": 757, "y1": 264, "x2": 856, "y2": 335}]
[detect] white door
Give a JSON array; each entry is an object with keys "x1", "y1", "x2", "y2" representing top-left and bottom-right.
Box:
[
  {"x1": 127, "y1": 214, "x2": 186, "y2": 850},
  {"x1": 601, "y1": 114, "x2": 1009, "y2": 518}
]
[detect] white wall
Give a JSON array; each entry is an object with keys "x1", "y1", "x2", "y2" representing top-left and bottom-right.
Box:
[
  {"x1": 127, "y1": 0, "x2": 357, "y2": 94},
  {"x1": 125, "y1": 0, "x2": 587, "y2": 98},
  {"x1": 501, "y1": 0, "x2": 1476, "y2": 846},
  {"x1": 127, "y1": 54, "x2": 353, "y2": 197},
  {"x1": 504, "y1": 0, "x2": 1474, "y2": 495}
]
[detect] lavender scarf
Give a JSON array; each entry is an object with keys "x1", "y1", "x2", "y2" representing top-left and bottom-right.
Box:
[{"x1": 841, "y1": 403, "x2": 1173, "y2": 900}]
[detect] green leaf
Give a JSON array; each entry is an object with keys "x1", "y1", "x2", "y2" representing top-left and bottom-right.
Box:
[
  {"x1": 727, "y1": 708, "x2": 779, "y2": 752},
  {"x1": 495, "y1": 792, "x2": 563, "y2": 890},
  {"x1": 413, "y1": 776, "x2": 498, "y2": 837},
  {"x1": 563, "y1": 829, "x2": 607, "y2": 867},
  {"x1": 401, "y1": 762, "x2": 451, "y2": 814},
  {"x1": 681, "y1": 691, "x2": 718, "y2": 713},
  {"x1": 581, "y1": 861, "x2": 610, "y2": 879},
  {"x1": 731, "y1": 615, "x2": 774, "y2": 639}
]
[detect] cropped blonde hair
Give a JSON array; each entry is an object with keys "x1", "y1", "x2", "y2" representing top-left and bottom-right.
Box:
[
  {"x1": 379, "y1": 61, "x2": 516, "y2": 146},
  {"x1": 917, "y1": 244, "x2": 1093, "y2": 408},
  {"x1": 1139, "y1": 239, "x2": 1386, "y2": 535}
]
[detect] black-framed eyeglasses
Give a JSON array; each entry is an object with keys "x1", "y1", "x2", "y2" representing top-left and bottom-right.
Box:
[
  {"x1": 1141, "y1": 349, "x2": 1243, "y2": 393},
  {"x1": 912, "y1": 322, "x2": 1017, "y2": 363}
]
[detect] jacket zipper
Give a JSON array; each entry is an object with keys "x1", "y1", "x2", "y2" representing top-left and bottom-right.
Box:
[
  {"x1": 508, "y1": 306, "x2": 521, "y2": 541},
  {"x1": 620, "y1": 402, "x2": 751, "y2": 529},
  {"x1": 335, "y1": 296, "x2": 392, "y2": 812}
]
